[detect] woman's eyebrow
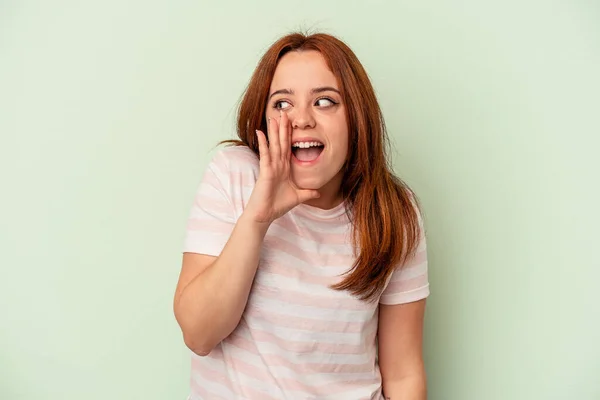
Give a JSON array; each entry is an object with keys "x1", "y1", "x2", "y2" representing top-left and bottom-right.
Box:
[
  {"x1": 311, "y1": 86, "x2": 340, "y2": 95},
  {"x1": 268, "y1": 86, "x2": 341, "y2": 100},
  {"x1": 269, "y1": 88, "x2": 293, "y2": 100}
]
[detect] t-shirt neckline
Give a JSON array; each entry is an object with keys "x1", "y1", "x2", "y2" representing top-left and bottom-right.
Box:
[{"x1": 294, "y1": 200, "x2": 348, "y2": 220}]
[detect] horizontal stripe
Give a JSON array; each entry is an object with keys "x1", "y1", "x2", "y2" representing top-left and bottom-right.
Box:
[
  {"x1": 250, "y1": 281, "x2": 378, "y2": 311},
  {"x1": 246, "y1": 305, "x2": 371, "y2": 334},
  {"x1": 249, "y1": 289, "x2": 377, "y2": 323},
  {"x1": 270, "y1": 216, "x2": 352, "y2": 247},
  {"x1": 186, "y1": 217, "x2": 234, "y2": 233},
  {"x1": 232, "y1": 321, "x2": 377, "y2": 357},
  {"x1": 262, "y1": 233, "x2": 355, "y2": 267},
  {"x1": 223, "y1": 339, "x2": 376, "y2": 376},
  {"x1": 385, "y1": 272, "x2": 429, "y2": 293}
]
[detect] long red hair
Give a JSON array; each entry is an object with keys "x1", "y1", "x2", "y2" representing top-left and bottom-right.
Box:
[{"x1": 224, "y1": 32, "x2": 423, "y2": 301}]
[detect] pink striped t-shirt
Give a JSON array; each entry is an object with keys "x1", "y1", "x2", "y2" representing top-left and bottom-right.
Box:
[{"x1": 183, "y1": 145, "x2": 430, "y2": 399}]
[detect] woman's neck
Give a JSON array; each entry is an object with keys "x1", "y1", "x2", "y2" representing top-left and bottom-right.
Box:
[{"x1": 302, "y1": 172, "x2": 344, "y2": 210}]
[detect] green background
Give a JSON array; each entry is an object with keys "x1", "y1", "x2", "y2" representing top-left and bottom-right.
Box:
[{"x1": 1, "y1": 1, "x2": 599, "y2": 399}]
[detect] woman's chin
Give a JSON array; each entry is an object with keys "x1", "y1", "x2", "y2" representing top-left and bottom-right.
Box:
[{"x1": 291, "y1": 175, "x2": 324, "y2": 191}]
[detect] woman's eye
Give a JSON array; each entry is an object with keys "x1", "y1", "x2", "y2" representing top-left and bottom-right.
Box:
[
  {"x1": 315, "y1": 98, "x2": 336, "y2": 107},
  {"x1": 275, "y1": 100, "x2": 291, "y2": 110}
]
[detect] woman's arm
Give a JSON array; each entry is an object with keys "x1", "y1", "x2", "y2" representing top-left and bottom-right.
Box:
[
  {"x1": 174, "y1": 214, "x2": 270, "y2": 356},
  {"x1": 378, "y1": 299, "x2": 427, "y2": 400},
  {"x1": 174, "y1": 111, "x2": 319, "y2": 356}
]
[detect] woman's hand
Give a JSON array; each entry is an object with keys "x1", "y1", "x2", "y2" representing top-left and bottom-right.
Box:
[{"x1": 244, "y1": 110, "x2": 320, "y2": 224}]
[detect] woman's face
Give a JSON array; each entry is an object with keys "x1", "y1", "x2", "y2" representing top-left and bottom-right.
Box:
[{"x1": 266, "y1": 50, "x2": 349, "y2": 205}]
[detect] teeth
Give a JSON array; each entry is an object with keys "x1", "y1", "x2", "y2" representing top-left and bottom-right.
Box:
[{"x1": 292, "y1": 141, "x2": 323, "y2": 148}]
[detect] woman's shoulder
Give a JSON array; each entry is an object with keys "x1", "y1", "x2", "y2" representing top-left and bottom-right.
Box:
[
  {"x1": 206, "y1": 144, "x2": 259, "y2": 191},
  {"x1": 209, "y1": 144, "x2": 259, "y2": 173}
]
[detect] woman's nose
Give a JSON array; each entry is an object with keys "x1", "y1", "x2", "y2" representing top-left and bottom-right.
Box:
[{"x1": 289, "y1": 106, "x2": 316, "y2": 130}]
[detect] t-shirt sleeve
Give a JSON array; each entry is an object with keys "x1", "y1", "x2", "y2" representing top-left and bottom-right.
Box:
[
  {"x1": 379, "y1": 210, "x2": 430, "y2": 305},
  {"x1": 182, "y1": 150, "x2": 237, "y2": 257}
]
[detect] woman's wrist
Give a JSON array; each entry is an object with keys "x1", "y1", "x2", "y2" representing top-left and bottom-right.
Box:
[{"x1": 238, "y1": 210, "x2": 272, "y2": 237}]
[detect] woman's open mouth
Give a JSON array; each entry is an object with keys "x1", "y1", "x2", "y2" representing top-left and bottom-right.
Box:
[{"x1": 291, "y1": 140, "x2": 324, "y2": 163}]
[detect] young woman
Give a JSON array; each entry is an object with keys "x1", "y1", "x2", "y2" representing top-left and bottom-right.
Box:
[{"x1": 174, "y1": 32, "x2": 430, "y2": 400}]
